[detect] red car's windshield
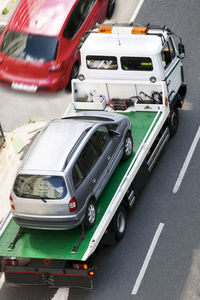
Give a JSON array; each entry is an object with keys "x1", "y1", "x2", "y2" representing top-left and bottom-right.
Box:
[{"x1": 1, "y1": 30, "x2": 58, "y2": 62}]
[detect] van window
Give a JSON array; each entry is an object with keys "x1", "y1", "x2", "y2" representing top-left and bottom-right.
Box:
[
  {"x1": 90, "y1": 126, "x2": 111, "y2": 154},
  {"x1": 86, "y1": 56, "x2": 118, "y2": 70},
  {"x1": 161, "y1": 39, "x2": 175, "y2": 69},
  {"x1": 13, "y1": 175, "x2": 67, "y2": 199},
  {"x1": 121, "y1": 57, "x2": 153, "y2": 71},
  {"x1": 1, "y1": 30, "x2": 58, "y2": 62},
  {"x1": 72, "y1": 141, "x2": 99, "y2": 188},
  {"x1": 63, "y1": 0, "x2": 96, "y2": 39},
  {"x1": 72, "y1": 126, "x2": 111, "y2": 188}
]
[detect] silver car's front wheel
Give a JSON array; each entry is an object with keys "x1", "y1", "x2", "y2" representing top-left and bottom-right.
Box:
[
  {"x1": 122, "y1": 132, "x2": 133, "y2": 160},
  {"x1": 84, "y1": 199, "x2": 96, "y2": 230}
]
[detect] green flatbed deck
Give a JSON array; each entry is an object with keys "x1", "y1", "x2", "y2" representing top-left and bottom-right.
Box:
[{"x1": 0, "y1": 111, "x2": 160, "y2": 261}]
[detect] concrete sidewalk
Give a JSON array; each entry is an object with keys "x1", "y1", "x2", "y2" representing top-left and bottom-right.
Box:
[
  {"x1": 0, "y1": 121, "x2": 46, "y2": 222},
  {"x1": 0, "y1": 0, "x2": 20, "y2": 26}
]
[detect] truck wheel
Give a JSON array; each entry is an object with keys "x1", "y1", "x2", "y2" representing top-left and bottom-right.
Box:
[
  {"x1": 66, "y1": 63, "x2": 79, "y2": 92},
  {"x1": 113, "y1": 206, "x2": 127, "y2": 241},
  {"x1": 122, "y1": 132, "x2": 133, "y2": 160},
  {"x1": 83, "y1": 199, "x2": 96, "y2": 230},
  {"x1": 169, "y1": 108, "x2": 179, "y2": 136},
  {"x1": 106, "y1": 0, "x2": 115, "y2": 19}
]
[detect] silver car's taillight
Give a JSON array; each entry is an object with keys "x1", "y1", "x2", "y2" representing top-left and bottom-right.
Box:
[{"x1": 69, "y1": 197, "x2": 77, "y2": 213}]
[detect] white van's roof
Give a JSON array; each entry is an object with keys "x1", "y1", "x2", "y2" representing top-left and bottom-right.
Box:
[{"x1": 81, "y1": 28, "x2": 167, "y2": 57}]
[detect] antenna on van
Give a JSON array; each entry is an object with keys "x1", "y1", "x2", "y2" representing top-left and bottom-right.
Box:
[{"x1": 115, "y1": 22, "x2": 121, "y2": 46}]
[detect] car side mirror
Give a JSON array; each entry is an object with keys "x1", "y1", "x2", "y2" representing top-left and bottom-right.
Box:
[
  {"x1": 177, "y1": 43, "x2": 185, "y2": 59},
  {"x1": 109, "y1": 129, "x2": 120, "y2": 137}
]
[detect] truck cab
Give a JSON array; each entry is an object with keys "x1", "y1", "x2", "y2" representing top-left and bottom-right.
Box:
[{"x1": 77, "y1": 24, "x2": 186, "y2": 108}]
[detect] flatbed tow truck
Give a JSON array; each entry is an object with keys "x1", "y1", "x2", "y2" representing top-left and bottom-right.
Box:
[{"x1": 0, "y1": 23, "x2": 186, "y2": 289}]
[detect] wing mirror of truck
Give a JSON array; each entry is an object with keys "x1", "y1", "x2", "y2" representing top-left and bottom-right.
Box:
[{"x1": 177, "y1": 43, "x2": 185, "y2": 59}]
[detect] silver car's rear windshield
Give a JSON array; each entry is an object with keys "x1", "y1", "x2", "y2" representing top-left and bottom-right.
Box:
[
  {"x1": 1, "y1": 30, "x2": 58, "y2": 62},
  {"x1": 13, "y1": 175, "x2": 67, "y2": 200}
]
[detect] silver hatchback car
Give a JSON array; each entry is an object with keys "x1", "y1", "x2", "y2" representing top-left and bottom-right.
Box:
[{"x1": 10, "y1": 111, "x2": 133, "y2": 230}]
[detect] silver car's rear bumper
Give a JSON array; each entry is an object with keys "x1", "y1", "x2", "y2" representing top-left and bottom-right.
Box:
[{"x1": 12, "y1": 214, "x2": 85, "y2": 230}]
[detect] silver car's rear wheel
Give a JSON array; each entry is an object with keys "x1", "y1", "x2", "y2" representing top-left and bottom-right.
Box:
[
  {"x1": 84, "y1": 199, "x2": 96, "y2": 230},
  {"x1": 122, "y1": 132, "x2": 133, "y2": 160}
]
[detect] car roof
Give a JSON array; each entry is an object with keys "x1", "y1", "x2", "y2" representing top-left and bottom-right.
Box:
[
  {"x1": 21, "y1": 118, "x2": 95, "y2": 172},
  {"x1": 7, "y1": 0, "x2": 78, "y2": 36}
]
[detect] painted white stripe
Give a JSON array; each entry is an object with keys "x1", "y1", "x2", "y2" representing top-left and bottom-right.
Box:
[
  {"x1": 52, "y1": 287, "x2": 69, "y2": 300},
  {"x1": 173, "y1": 126, "x2": 200, "y2": 194},
  {"x1": 132, "y1": 223, "x2": 164, "y2": 295},
  {"x1": 129, "y1": 0, "x2": 144, "y2": 23},
  {"x1": 63, "y1": 103, "x2": 72, "y2": 117},
  {"x1": 0, "y1": 274, "x2": 5, "y2": 290}
]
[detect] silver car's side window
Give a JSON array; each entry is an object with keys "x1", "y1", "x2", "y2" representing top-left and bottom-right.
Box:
[
  {"x1": 72, "y1": 126, "x2": 111, "y2": 189},
  {"x1": 72, "y1": 140, "x2": 99, "y2": 188},
  {"x1": 90, "y1": 125, "x2": 111, "y2": 154},
  {"x1": 72, "y1": 163, "x2": 84, "y2": 189}
]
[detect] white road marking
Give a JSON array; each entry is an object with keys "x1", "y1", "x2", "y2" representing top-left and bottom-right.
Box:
[
  {"x1": 131, "y1": 223, "x2": 164, "y2": 295},
  {"x1": 129, "y1": 0, "x2": 144, "y2": 23},
  {"x1": 0, "y1": 274, "x2": 5, "y2": 290},
  {"x1": 63, "y1": 103, "x2": 72, "y2": 117},
  {"x1": 173, "y1": 126, "x2": 200, "y2": 194},
  {"x1": 52, "y1": 287, "x2": 69, "y2": 300}
]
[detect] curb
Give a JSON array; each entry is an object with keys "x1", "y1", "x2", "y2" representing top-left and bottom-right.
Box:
[{"x1": 0, "y1": 0, "x2": 20, "y2": 26}]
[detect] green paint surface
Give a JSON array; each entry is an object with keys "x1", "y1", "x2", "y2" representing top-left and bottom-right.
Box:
[{"x1": 0, "y1": 111, "x2": 158, "y2": 261}]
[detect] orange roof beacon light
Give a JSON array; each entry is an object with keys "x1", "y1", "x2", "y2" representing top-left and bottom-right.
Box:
[
  {"x1": 132, "y1": 27, "x2": 148, "y2": 34},
  {"x1": 98, "y1": 26, "x2": 112, "y2": 33}
]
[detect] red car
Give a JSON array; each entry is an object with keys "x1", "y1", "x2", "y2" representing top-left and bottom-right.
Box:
[{"x1": 0, "y1": 0, "x2": 115, "y2": 93}]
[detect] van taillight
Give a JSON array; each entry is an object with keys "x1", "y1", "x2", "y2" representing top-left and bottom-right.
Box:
[
  {"x1": 9, "y1": 195, "x2": 15, "y2": 210},
  {"x1": 69, "y1": 197, "x2": 77, "y2": 213}
]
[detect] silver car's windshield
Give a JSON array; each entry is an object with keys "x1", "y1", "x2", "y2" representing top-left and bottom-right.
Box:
[{"x1": 13, "y1": 175, "x2": 67, "y2": 200}]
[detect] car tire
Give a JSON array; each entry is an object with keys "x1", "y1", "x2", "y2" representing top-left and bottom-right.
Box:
[
  {"x1": 169, "y1": 108, "x2": 179, "y2": 136},
  {"x1": 83, "y1": 199, "x2": 96, "y2": 230},
  {"x1": 66, "y1": 63, "x2": 79, "y2": 92},
  {"x1": 113, "y1": 206, "x2": 127, "y2": 241},
  {"x1": 122, "y1": 131, "x2": 133, "y2": 161},
  {"x1": 106, "y1": 0, "x2": 115, "y2": 19}
]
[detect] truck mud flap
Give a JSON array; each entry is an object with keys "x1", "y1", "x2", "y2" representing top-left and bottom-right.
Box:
[{"x1": 4, "y1": 269, "x2": 93, "y2": 289}]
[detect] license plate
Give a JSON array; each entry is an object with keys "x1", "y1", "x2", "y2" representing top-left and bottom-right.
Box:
[{"x1": 11, "y1": 82, "x2": 37, "y2": 92}]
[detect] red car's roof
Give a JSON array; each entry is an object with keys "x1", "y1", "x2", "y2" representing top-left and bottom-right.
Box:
[{"x1": 8, "y1": 0, "x2": 77, "y2": 36}]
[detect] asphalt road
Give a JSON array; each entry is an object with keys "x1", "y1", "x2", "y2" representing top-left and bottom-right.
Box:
[{"x1": 1, "y1": 0, "x2": 200, "y2": 299}]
